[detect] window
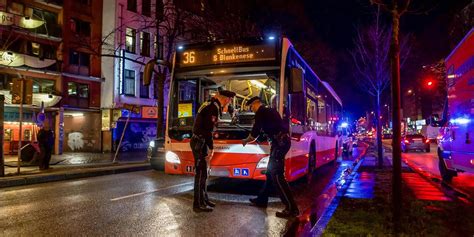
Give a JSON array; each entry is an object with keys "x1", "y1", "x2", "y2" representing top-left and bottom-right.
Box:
[
  {"x1": 140, "y1": 32, "x2": 150, "y2": 56},
  {"x1": 155, "y1": 35, "x2": 164, "y2": 59},
  {"x1": 317, "y1": 96, "x2": 328, "y2": 136},
  {"x1": 142, "y1": 0, "x2": 151, "y2": 16},
  {"x1": 71, "y1": 18, "x2": 91, "y2": 37},
  {"x1": 69, "y1": 50, "x2": 90, "y2": 66},
  {"x1": 32, "y1": 78, "x2": 54, "y2": 93},
  {"x1": 78, "y1": 0, "x2": 91, "y2": 5},
  {"x1": 68, "y1": 82, "x2": 89, "y2": 98},
  {"x1": 139, "y1": 72, "x2": 149, "y2": 98},
  {"x1": 125, "y1": 28, "x2": 136, "y2": 53},
  {"x1": 123, "y1": 69, "x2": 135, "y2": 96},
  {"x1": 155, "y1": 0, "x2": 164, "y2": 21},
  {"x1": 127, "y1": 0, "x2": 137, "y2": 12}
]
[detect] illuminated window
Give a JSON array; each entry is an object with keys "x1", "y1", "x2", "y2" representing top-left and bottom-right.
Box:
[
  {"x1": 123, "y1": 69, "x2": 135, "y2": 96},
  {"x1": 31, "y1": 42, "x2": 41, "y2": 56},
  {"x1": 68, "y1": 82, "x2": 89, "y2": 98},
  {"x1": 126, "y1": 28, "x2": 136, "y2": 53},
  {"x1": 140, "y1": 31, "x2": 150, "y2": 57}
]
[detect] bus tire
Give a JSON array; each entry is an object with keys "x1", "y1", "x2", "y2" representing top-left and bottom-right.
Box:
[
  {"x1": 306, "y1": 143, "x2": 316, "y2": 183},
  {"x1": 438, "y1": 150, "x2": 455, "y2": 182}
]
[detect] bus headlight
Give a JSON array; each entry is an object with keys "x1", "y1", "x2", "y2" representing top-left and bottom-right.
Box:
[
  {"x1": 257, "y1": 156, "x2": 269, "y2": 169},
  {"x1": 149, "y1": 140, "x2": 155, "y2": 148},
  {"x1": 165, "y1": 151, "x2": 181, "y2": 164}
]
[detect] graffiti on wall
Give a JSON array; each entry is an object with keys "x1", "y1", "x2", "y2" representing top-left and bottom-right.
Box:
[{"x1": 114, "y1": 121, "x2": 156, "y2": 152}]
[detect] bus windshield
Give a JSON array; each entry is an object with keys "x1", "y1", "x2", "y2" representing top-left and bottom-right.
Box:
[{"x1": 168, "y1": 74, "x2": 278, "y2": 141}]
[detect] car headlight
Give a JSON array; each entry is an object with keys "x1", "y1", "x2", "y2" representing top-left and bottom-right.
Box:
[
  {"x1": 149, "y1": 140, "x2": 155, "y2": 148},
  {"x1": 256, "y1": 156, "x2": 269, "y2": 169},
  {"x1": 165, "y1": 151, "x2": 180, "y2": 164}
]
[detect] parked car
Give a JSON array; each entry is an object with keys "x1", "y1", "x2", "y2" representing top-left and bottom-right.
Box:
[
  {"x1": 401, "y1": 134, "x2": 430, "y2": 153},
  {"x1": 147, "y1": 138, "x2": 165, "y2": 170}
]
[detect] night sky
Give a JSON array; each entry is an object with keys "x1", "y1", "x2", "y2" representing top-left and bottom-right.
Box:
[{"x1": 251, "y1": 0, "x2": 472, "y2": 120}]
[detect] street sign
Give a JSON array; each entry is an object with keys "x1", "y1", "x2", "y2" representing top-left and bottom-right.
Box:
[
  {"x1": 123, "y1": 103, "x2": 141, "y2": 114},
  {"x1": 242, "y1": 168, "x2": 249, "y2": 176}
]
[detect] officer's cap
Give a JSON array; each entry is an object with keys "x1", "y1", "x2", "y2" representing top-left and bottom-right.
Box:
[
  {"x1": 245, "y1": 96, "x2": 261, "y2": 106},
  {"x1": 218, "y1": 90, "x2": 236, "y2": 98}
]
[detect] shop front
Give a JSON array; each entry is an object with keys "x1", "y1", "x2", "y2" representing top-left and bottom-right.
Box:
[
  {"x1": 62, "y1": 110, "x2": 101, "y2": 152},
  {"x1": 2, "y1": 106, "x2": 57, "y2": 155},
  {"x1": 110, "y1": 107, "x2": 157, "y2": 152}
]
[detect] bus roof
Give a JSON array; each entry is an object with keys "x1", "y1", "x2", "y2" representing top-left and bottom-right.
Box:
[
  {"x1": 322, "y1": 81, "x2": 342, "y2": 106},
  {"x1": 445, "y1": 27, "x2": 474, "y2": 62},
  {"x1": 283, "y1": 38, "x2": 343, "y2": 107}
]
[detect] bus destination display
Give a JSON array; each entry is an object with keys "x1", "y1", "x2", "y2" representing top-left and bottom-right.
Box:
[{"x1": 178, "y1": 42, "x2": 276, "y2": 68}]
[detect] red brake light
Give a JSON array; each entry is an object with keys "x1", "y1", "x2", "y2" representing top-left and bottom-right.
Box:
[
  {"x1": 425, "y1": 139, "x2": 430, "y2": 143},
  {"x1": 404, "y1": 139, "x2": 410, "y2": 144},
  {"x1": 291, "y1": 118, "x2": 301, "y2": 125}
]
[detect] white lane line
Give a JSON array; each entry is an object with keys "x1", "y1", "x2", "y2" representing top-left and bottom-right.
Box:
[{"x1": 110, "y1": 182, "x2": 194, "y2": 201}]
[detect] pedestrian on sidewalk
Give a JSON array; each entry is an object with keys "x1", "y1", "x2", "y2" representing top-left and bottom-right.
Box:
[
  {"x1": 191, "y1": 90, "x2": 235, "y2": 212},
  {"x1": 242, "y1": 96, "x2": 300, "y2": 218},
  {"x1": 37, "y1": 122, "x2": 54, "y2": 170}
]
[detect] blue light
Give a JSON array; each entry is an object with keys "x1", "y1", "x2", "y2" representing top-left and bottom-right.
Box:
[
  {"x1": 341, "y1": 122, "x2": 349, "y2": 128},
  {"x1": 177, "y1": 45, "x2": 184, "y2": 50},
  {"x1": 268, "y1": 36, "x2": 275, "y2": 40},
  {"x1": 450, "y1": 117, "x2": 471, "y2": 125}
]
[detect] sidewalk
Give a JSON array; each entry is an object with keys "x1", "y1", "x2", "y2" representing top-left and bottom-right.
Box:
[
  {"x1": 319, "y1": 144, "x2": 474, "y2": 236},
  {"x1": 1, "y1": 151, "x2": 152, "y2": 188}
]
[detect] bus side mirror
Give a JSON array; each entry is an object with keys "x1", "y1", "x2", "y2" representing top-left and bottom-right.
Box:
[{"x1": 289, "y1": 68, "x2": 303, "y2": 93}]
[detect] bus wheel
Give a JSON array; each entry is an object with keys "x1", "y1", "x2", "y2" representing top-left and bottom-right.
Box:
[
  {"x1": 438, "y1": 151, "x2": 455, "y2": 182},
  {"x1": 306, "y1": 145, "x2": 316, "y2": 183}
]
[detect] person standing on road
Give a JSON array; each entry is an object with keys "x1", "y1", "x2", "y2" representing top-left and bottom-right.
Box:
[
  {"x1": 191, "y1": 90, "x2": 235, "y2": 212},
  {"x1": 37, "y1": 121, "x2": 54, "y2": 170},
  {"x1": 242, "y1": 96, "x2": 299, "y2": 218}
]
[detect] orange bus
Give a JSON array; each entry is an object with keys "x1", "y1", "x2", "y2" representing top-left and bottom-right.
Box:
[{"x1": 165, "y1": 37, "x2": 343, "y2": 182}]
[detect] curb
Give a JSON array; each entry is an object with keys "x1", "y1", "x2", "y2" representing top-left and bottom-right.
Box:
[
  {"x1": 310, "y1": 144, "x2": 369, "y2": 236},
  {"x1": 0, "y1": 164, "x2": 151, "y2": 188}
]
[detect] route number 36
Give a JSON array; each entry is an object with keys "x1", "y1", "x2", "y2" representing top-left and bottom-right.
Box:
[{"x1": 182, "y1": 51, "x2": 195, "y2": 64}]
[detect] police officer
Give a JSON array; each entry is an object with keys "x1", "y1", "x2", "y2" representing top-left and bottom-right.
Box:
[
  {"x1": 242, "y1": 96, "x2": 299, "y2": 218},
  {"x1": 191, "y1": 90, "x2": 235, "y2": 212}
]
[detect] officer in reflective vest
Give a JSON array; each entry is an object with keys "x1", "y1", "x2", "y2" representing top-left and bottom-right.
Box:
[
  {"x1": 191, "y1": 90, "x2": 235, "y2": 212},
  {"x1": 242, "y1": 96, "x2": 299, "y2": 218}
]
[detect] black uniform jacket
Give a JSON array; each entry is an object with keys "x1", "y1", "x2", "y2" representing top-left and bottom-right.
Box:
[{"x1": 192, "y1": 97, "x2": 222, "y2": 149}]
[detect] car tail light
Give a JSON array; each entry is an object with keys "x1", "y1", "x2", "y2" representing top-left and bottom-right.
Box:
[
  {"x1": 425, "y1": 139, "x2": 430, "y2": 143},
  {"x1": 404, "y1": 139, "x2": 410, "y2": 144}
]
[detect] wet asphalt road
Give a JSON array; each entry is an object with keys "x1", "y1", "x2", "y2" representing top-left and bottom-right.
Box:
[
  {"x1": 0, "y1": 149, "x2": 364, "y2": 236},
  {"x1": 401, "y1": 143, "x2": 474, "y2": 201}
]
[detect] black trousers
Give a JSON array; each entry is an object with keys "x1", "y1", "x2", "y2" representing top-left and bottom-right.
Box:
[
  {"x1": 256, "y1": 135, "x2": 298, "y2": 212},
  {"x1": 39, "y1": 146, "x2": 52, "y2": 169},
  {"x1": 190, "y1": 136, "x2": 210, "y2": 207}
]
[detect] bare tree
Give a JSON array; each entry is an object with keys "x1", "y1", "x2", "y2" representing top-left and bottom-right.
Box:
[
  {"x1": 370, "y1": 0, "x2": 412, "y2": 232},
  {"x1": 351, "y1": 7, "x2": 411, "y2": 169}
]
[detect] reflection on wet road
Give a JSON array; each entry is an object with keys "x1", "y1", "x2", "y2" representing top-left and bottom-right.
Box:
[{"x1": 0, "y1": 147, "x2": 366, "y2": 236}]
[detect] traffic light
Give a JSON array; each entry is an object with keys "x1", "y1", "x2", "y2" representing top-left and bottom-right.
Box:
[
  {"x1": 143, "y1": 60, "x2": 156, "y2": 86},
  {"x1": 427, "y1": 80, "x2": 433, "y2": 87}
]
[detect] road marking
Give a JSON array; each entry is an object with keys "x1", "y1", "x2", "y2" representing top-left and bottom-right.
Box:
[{"x1": 110, "y1": 182, "x2": 194, "y2": 201}]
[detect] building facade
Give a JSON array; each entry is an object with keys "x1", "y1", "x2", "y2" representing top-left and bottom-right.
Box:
[
  {"x1": 0, "y1": 0, "x2": 103, "y2": 154},
  {"x1": 101, "y1": 0, "x2": 161, "y2": 152}
]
